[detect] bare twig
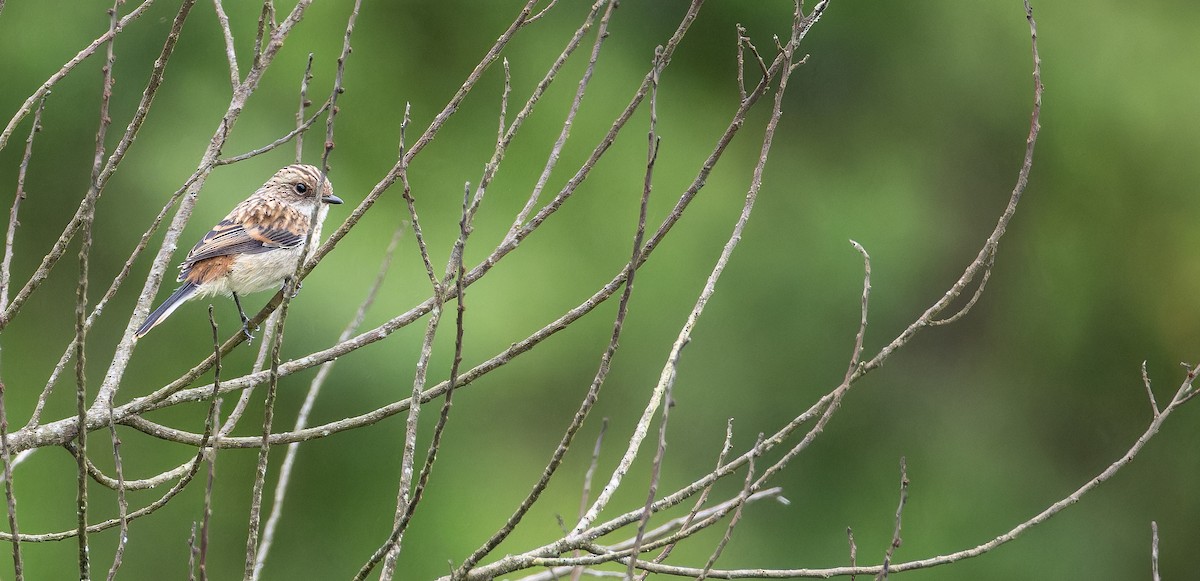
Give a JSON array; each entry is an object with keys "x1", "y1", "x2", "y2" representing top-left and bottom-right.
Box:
[
  {"x1": 582, "y1": 361, "x2": 1200, "y2": 579},
  {"x1": 5, "y1": 373, "x2": 227, "y2": 544},
  {"x1": 846, "y1": 241, "x2": 872, "y2": 377},
  {"x1": 848, "y1": 528, "x2": 858, "y2": 581},
  {"x1": 74, "y1": 3, "x2": 122, "y2": 575},
  {"x1": 295, "y1": 53, "x2": 315, "y2": 163},
  {"x1": 104, "y1": 417, "x2": 128, "y2": 581},
  {"x1": 241, "y1": 303, "x2": 285, "y2": 576},
  {"x1": 859, "y1": 0, "x2": 1043, "y2": 375},
  {"x1": 215, "y1": 99, "x2": 332, "y2": 166},
  {"x1": 735, "y1": 25, "x2": 768, "y2": 101},
  {"x1": 877, "y1": 458, "x2": 909, "y2": 581},
  {"x1": 1142, "y1": 361, "x2": 1160, "y2": 417},
  {"x1": 1151, "y1": 521, "x2": 1160, "y2": 581},
  {"x1": 373, "y1": 108, "x2": 434, "y2": 581},
  {"x1": 218, "y1": 312, "x2": 278, "y2": 441},
  {"x1": 455, "y1": 5, "x2": 826, "y2": 578},
  {"x1": 211, "y1": 0, "x2": 240, "y2": 87},
  {"x1": 0, "y1": 379, "x2": 22, "y2": 579},
  {"x1": 186, "y1": 524, "x2": 197, "y2": 581},
  {"x1": 0, "y1": 96, "x2": 45, "y2": 311},
  {"x1": 513, "y1": 487, "x2": 787, "y2": 578},
  {"x1": 625, "y1": 46, "x2": 665, "y2": 580},
  {"x1": 199, "y1": 308, "x2": 222, "y2": 581},
  {"x1": 570, "y1": 419, "x2": 609, "y2": 581},
  {"x1": 696, "y1": 435, "x2": 760, "y2": 581},
  {"x1": 526, "y1": 0, "x2": 560, "y2": 24},
  {"x1": 455, "y1": 6, "x2": 679, "y2": 576},
  {"x1": 735, "y1": 24, "x2": 748, "y2": 102}
]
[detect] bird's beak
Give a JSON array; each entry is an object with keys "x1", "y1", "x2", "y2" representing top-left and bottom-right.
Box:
[{"x1": 322, "y1": 194, "x2": 344, "y2": 205}]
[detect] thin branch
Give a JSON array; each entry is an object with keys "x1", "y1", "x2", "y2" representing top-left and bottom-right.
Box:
[
  {"x1": 625, "y1": 47, "x2": 665, "y2": 580},
  {"x1": 187, "y1": 524, "x2": 197, "y2": 581},
  {"x1": 1142, "y1": 361, "x2": 1160, "y2": 417},
  {"x1": 847, "y1": 528, "x2": 858, "y2": 581},
  {"x1": 570, "y1": 419, "x2": 608, "y2": 581},
  {"x1": 398, "y1": 116, "x2": 437, "y2": 288},
  {"x1": 375, "y1": 109, "x2": 433, "y2": 581},
  {"x1": 525, "y1": 0, "x2": 560, "y2": 24},
  {"x1": 1151, "y1": 521, "x2": 1160, "y2": 581},
  {"x1": 242, "y1": 347, "x2": 285, "y2": 573},
  {"x1": 75, "y1": 3, "x2": 122, "y2": 575},
  {"x1": 845, "y1": 241, "x2": 872, "y2": 378},
  {"x1": 877, "y1": 457, "x2": 909, "y2": 581},
  {"x1": 211, "y1": 0, "x2": 240, "y2": 88},
  {"x1": 456, "y1": 6, "x2": 665, "y2": 575},
  {"x1": 735, "y1": 24, "x2": 748, "y2": 103},
  {"x1": 859, "y1": 0, "x2": 1043, "y2": 375},
  {"x1": 735, "y1": 25, "x2": 768, "y2": 102},
  {"x1": 215, "y1": 99, "x2": 331, "y2": 165},
  {"x1": 0, "y1": 96, "x2": 46, "y2": 311},
  {"x1": 295, "y1": 53, "x2": 315, "y2": 163},
  {"x1": 3, "y1": 370, "x2": 227, "y2": 545},
  {"x1": 696, "y1": 435, "x2": 761, "y2": 581},
  {"x1": 0, "y1": 378, "x2": 22, "y2": 580},
  {"x1": 927, "y1": 251, "x2": 993, "y2": 326},
  {"x1": 199, "y1": 308, "x2": 222, "y2": 581},
  {"x1": 104, "y1": 420, "x2": 128, "y2": 581}
]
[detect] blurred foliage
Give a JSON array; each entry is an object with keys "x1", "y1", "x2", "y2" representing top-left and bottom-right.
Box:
[{"x1": 0, "y1": 0, "x2": 1198, "y2": 579}]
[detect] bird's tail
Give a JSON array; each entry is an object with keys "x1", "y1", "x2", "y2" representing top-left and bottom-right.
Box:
[{"x1": 134, "y1": 281, "x2": 198, "y2": 340}]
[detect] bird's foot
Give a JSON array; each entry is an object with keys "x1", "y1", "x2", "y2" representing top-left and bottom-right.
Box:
[
  {"x1": 241, "y1": 321, "x2": 257, "y2": 343},
  {"x1": 283, "y1": 277, "x2": 302, "y2": 298}
]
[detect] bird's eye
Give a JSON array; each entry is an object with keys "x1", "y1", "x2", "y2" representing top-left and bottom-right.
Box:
[{"x1": 294, "y1": 182, "x2": 308, "y2": 194}]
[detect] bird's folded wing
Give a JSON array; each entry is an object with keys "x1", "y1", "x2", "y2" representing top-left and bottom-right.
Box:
[{"x1": 183, "y1": 218, "x2": 305, "y2": 266}]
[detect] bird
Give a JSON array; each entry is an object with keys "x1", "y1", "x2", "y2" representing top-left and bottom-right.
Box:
[{"x1": 134, "y1": 164, "x2": 344, "y2": 341}]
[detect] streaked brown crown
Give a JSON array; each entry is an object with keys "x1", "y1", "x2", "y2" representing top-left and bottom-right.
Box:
[{"x1": 263, "y1": 164, "x2": 334, "y2": 203}]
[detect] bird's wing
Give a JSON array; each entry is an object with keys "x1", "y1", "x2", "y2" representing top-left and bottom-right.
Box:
[
  {"x1": 180, "y1": 199, "x2": 309, "y2": 275},
  {"x1": 182, "y1": 219, "x2": 304, "y2": 266}
]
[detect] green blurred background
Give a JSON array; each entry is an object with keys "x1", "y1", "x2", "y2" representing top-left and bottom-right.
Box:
[{"x1": 1, "y1": 0, "x2": 1198, "y2": 578}]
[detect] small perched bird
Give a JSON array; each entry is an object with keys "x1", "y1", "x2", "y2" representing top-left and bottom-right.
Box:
[{"x1": 134, "y1": 164, "x2": 343, "y2": 340}]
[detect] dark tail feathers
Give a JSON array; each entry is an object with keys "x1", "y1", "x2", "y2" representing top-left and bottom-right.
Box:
[{"x1": 134, "y1": 281, "x2": 199, "y2": 340}]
